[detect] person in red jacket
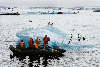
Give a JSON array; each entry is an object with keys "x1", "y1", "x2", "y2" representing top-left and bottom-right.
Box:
[
  {"x1": 29, "y1": 38, "x2": 34, "y2": 47},
  {"x1": 43, "y1": 35, "x2": 50, "y2": 48},
  {"x1": 35, "y1": 37, "x2": 39, "y2": 45}
]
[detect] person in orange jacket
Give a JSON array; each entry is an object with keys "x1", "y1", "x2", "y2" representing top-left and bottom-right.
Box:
[
  {"x1": 35, "y1": 37, "x2": 41, "y2": 46},
  {"x1": 34, "y1": 43, "x2": 38, "y2": 48},
  {"x1": 43, "y1": 35, "x2": 50, "y2": 48},
  {"x1": 19, "y1": 40, "x2": 24, "y2": 47},
  {"x1": 29, "y1": 38, "x2": 34, "y2": 47}
]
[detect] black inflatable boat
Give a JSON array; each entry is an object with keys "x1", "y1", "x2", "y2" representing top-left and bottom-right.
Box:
[{"x1": 9, "y1": 45, "x2": 66, "y2": 57}]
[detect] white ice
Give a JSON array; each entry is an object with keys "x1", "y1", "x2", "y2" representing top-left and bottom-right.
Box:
[{"x1": 0, "y1": 12, "x2": 100, "y2": 67}]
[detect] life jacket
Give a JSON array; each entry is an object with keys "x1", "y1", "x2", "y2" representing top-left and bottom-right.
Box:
[
  {"x1": 43, "y1": 37, "x2": 50, "y2": 44},
  {"x1": 20, "y1": 42, "x2": 24, "y2": 47},
  {"x1": 34, "y1": 43, "x2": 38, "y2": 48}
]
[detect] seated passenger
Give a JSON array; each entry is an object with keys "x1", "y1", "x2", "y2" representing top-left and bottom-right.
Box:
[
  {"x1": 34, "y1": 43, "x2": 38, "y2": 48},
  {"x1": 29, "y1": 38, "x2": 34, "y2": 47},
  {"x1": 43, "y1": 35, "x2": 50, "y2": 48},
  {"x1": 35, "y1": 37, "x2": 41, "y2": 47},
  {"x1": 19, "y1": 40, "x2": 24, "y2": 47},
  {"x1": 38, "y1": 39, "x2": 41, "y2": 46}
]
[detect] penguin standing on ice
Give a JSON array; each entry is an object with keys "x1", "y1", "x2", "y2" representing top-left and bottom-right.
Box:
[
  {"x1": 68, "y1": 39, "x2": 72, "y2": 44},
  {"x1": 29, "y1": 20, "x2": 32, "y2": 22},
  {"x1": 68, "y1": 34, "x2": 73, "y2": 44},
  {"x1": 78, "y1": 33, "x2": 81, "y2": 41},
  {"x1": 48, "y1": 22, "x2": 53, "y2": 27},
  {"x1": 82, "y1": 36, "x2": 86, "y2": 41},
  {"x1": 71, "y1": 34, "x2": 73, "y2": 38}
]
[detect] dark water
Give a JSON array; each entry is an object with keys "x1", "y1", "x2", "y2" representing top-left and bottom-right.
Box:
[{"x1": 10, "y1": 52, "x2": 65, "y2": 67}]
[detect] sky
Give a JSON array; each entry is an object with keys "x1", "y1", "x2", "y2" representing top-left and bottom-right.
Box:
[{"x1": 0, "y1": 0, "x2": 100, "y2": 8}]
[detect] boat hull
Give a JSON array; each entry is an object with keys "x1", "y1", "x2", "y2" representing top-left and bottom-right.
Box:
[{"x1": 9, "y1": 45, "x2": 66, "y2": 57}]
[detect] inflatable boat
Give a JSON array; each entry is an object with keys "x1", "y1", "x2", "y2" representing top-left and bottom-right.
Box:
[{"x1": 9, "y1": 45, "x2": 66, "y2": 57}]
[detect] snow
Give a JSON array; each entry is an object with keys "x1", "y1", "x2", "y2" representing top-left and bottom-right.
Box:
[{"x1": 0, "y1": 12, "x2": 100, "y2": 67}]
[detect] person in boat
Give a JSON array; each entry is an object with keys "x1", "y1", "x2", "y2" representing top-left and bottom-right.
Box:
[
  {"x1": 35, "y1": 37, "x2": 41, "y2": 47},
  {"x1": 39, "y1": 39, "x2": 41, "y2": 45},
  {"x1": 33, "y1": 42, "x2": 38, "y2": 48},
  {"x1": 29, "y1": 38, "x2": 34, "y2": 47},
  {"x1": 19, "y1": 40, "x2": 25, "y2": 47},
  {"x1": 35, "y1": 37, "x2": 39, "y2": 46},
  {"x1": 43, "y1": 35, "x2": 50, "y2": 48}
]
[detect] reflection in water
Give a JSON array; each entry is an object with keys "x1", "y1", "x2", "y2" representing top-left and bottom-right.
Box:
[{"x1": 10, "y1": 52, "x2": 65, "y2": 67}]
